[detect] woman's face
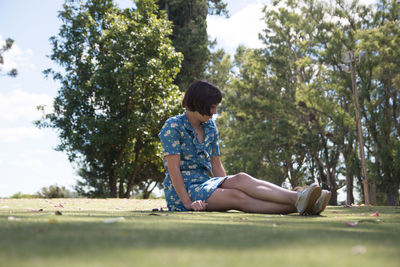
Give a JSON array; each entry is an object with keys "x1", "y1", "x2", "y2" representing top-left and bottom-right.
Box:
[{"x1": 197, "y1": 104, "x2": 218, "y2": 123}]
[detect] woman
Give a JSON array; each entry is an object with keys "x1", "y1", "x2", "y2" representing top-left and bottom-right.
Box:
[{"x1": 159, "y1": 80, "x2": 331, "y2": 214}]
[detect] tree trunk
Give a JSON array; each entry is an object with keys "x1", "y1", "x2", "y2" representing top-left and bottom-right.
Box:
[
  {"x1": 346, "y1": 174, "x2": 354, "y2": 205},
  {"x1": 124, "y1": 138, "x2": 143, "y2": 198},
  {"x1": 369, "y1": 182, "x2": 377, "y2": 205},
  {"x1": 327, "y1": 169, "x2": 338, "y2": 205},
  {"x1": 109, "y1": 175, "x2": 117, "y2": 198},
  {"x1": 343, "y1": 151, "x2": 355, "y2": 205},
  {"x1": 118, "y1": 178, "x2": 125, "y2": 198},
  {"x1": 386, "y1": 180, "x2": 399, "y2": 206},
  {"x1": 311, "y1": 151, "x2": 329, "y2": 189},
  {"x1": 330, "y1": 189, "x2": 338, "y2": 206},
  {"x1": 287, "y1": 161, "x2": 299, "y2": 189},
  {"x1": 142, "y1": 181, "x2": 159, "y2": 199},
  {"x1": 125, "y1": 169, "x2": 139, "y2": 199}
]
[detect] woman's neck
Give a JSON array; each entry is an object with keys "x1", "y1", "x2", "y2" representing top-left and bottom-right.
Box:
[{"x1": 185, "y1": 110, "x2": 201, "y2": 128}]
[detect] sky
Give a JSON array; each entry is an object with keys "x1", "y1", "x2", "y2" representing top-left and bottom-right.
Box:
[
  {"x1": 0, "y1": 0, "x2": 375, "y2": 199},
  {"x1": 0, "y1": 0, "x2": 268, "y2": 198}
]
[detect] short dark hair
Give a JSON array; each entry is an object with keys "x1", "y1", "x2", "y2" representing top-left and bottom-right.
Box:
[{"x1": 182, "y1": 80, "x2": 222, "y2": 116}]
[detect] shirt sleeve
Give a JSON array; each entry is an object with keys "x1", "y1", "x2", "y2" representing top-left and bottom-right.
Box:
[
  {"x1": 211, "y1": 122, "x2": 221, "y2": 157},
  {"x1": 159, "y1": 118, "x2": 181, "y2": 155}
]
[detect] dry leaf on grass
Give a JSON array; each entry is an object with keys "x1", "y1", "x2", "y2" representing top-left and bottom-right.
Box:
[
  {"x1": 371, "y1": 211, "x2": 379, "y2": 217},
  {"x1": 104, "y1": 217, "x2": 125, "y2": 223},
  {"x1": 352, "y1": 245, "x2": 367, "y2": 254}
]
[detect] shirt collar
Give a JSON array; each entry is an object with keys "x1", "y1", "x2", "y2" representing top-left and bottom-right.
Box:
[{"x1": 181, "y1": 112, "x2": 214, "y2": 132}]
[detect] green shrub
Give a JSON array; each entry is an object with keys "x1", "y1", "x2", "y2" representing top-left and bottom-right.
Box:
[
  {"x1": 36, "y1": 185, "x2": 77, "y2": 198},
  {"x1": 9, "y1": 192, "x2": 38, "y2": 199}
]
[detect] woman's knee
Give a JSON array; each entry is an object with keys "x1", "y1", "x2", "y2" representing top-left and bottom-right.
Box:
[{"x1": 224, "y1": 172, "x2": 252, "y2": 189}]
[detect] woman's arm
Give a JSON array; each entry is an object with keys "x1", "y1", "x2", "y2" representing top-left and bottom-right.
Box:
[
  {"x1": 166, "y1": 154, "x2": 207, "y2": 211},
  {"x1": 211, "y1": 156, "x2": 227, "y2": 177}
]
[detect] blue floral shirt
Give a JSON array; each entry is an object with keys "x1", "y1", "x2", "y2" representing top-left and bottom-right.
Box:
[{"x1": 159, "y1": 112, "x2": 222, "y2": 210}]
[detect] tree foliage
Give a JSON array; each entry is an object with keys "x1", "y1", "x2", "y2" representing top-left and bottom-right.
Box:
[
  {"x1": 37, "y1": 0, "x2": 182, "y2": 198},
  {"x1": 218, "y1": 0, "x2": 400, "y2": 205},
  {"x1": 36, "y1": 185, "x2": 76, "y2": 198},
  {"x1": 157, "y1": 0, "x2": 228, "y2": 91},
  {"x1": 0, "y1": 38, "x2": 18, "y2": 77}
]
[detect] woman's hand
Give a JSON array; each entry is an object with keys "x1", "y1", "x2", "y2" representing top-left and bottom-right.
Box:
[{"x1": 185, "y1": 200, "x2": 208, "y2": 211}]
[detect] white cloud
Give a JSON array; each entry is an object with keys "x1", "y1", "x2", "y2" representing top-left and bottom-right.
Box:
[
  {"x1": 207, "y1": 1, "x2": 266, "y2": 53},
  {"x1": 0, "y1": 127, "x2": 45, "y2": 143},
  {"x1": 0, "y1": 89, "x2": 53, "y2": 122},
  {"x1": 0, "y1": 35, "x2": 36, "y2": 72}
]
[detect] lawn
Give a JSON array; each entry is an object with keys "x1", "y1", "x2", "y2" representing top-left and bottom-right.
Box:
[{"x1": 1, "y1": 198, "x2": 399, "y2": 267}]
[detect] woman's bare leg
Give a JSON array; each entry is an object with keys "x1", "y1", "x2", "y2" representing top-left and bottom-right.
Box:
[
  {"x1": 206, "y1": 188, "x2": 297, "y2": 214},
  {"x1": 221, "y1": 172, "x2": 297, "y2": 205}
]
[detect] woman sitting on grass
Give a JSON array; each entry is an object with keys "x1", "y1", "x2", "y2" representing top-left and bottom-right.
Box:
[{"x1": 159, "y1": 80, "x2": 331, "y2": 215}]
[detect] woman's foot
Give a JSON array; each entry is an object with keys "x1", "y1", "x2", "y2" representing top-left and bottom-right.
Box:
[
  {"x1": 312, "y1": 190, "x2": 331, "y2": 215},
  {"x1": 295, "y1": 183, "x2": 321, "y2": 215}
]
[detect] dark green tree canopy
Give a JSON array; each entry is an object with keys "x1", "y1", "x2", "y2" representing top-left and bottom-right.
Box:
[
  {"x1": 37, "y1": 0, "x2": 183, "y2": 198},
  {"x1": 157, "y1": 0, "x2": 228, "y2": 91}
]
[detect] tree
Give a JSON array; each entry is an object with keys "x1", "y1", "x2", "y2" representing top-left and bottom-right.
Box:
[
  {"x1": 36, "y1": 185, "x2": 76, "y2": 198},
  {"x1": 356, "y1": 0, "x2": 400, "y2": 205},
  {"x1": 218, "y1": 46, "x2": 307, "y2": 188},
  {"x1": 0, "y1": 38, "x2": 18, "y2": 77},
  {"x1": 157, "y1": 0, "x2": 228, "y2": 91},
  {"x1": 204, "y1": 39, "x2": 232, "y2": 90},
  {"x1": 218, "y1": 0, "x2": 399, "y2": 205},
  {"x1": 36, "y1": 0, "x2": 182, "y2": 198}
]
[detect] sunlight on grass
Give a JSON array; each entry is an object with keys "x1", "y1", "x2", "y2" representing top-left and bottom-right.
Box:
[{"x1": 1, "y1": 199, "x2": 399, "y2": 267}]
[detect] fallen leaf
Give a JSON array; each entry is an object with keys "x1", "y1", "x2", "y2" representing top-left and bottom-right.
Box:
[
  {"x1": 352, "y1": 245, "x2": 367, "y2": 254},
  {"x1": 104, "y1": 217, "x2": 125, "y2": 223},
  {"x1": 28, "y1": 208, "x2": 43, "y2": 212},
  {"x1": 345, "y1": 222, "x2": 358, "y2": 227},
  {"x1": 371, "y1": 211, "x2": 379, "y2": 217}
]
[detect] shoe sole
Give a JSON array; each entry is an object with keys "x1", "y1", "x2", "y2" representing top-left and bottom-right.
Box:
[
  {"x1": 302, "y1": 186, "x2": 322, "y2": 215},
  {"x1": 315, "y1": 191, "x2": 331, "y2": 215}
]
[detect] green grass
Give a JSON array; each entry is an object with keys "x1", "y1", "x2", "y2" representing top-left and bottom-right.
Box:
[{"x1": 1, "y1": 199, "x2": 399, "y2": 267}]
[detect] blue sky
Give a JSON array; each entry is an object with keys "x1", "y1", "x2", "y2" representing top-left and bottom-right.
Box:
[{"x1": 0, "y1": 0, "x2": 267, "y2": 197}]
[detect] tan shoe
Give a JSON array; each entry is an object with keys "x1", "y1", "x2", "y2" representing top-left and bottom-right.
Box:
[
  {"x1": 295, "y1": 183, "x2": 321, "y2": 215},
  {"x1": 312, "y1": 190, "x2": 331, "y2": 215}
]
